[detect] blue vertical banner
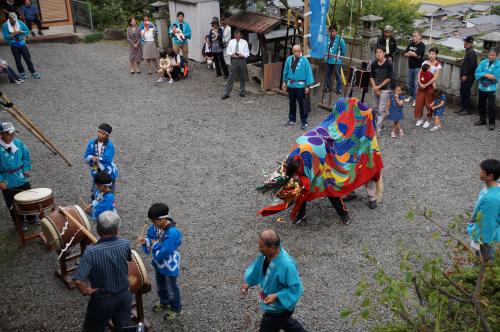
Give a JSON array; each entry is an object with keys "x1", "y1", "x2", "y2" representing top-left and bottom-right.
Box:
[{"x1": 310, "y1": 0, "x2": 330, "y2": 59}]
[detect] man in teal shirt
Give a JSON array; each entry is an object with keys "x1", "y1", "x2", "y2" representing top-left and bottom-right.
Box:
[
  {"x1": 324, "y1": 24, "x2": 345, "y2": 94},
  {"x1": 1, "y1": 12, "x2": 41, "y2": 80},
  {"x1": 474, "y1": 48, "x2": 500, "y2": 130},
  {"x1": 169, "y1": 11, "x2": 191, "y2": 60},
  {"x1": 282, "y1": 44, "x2": 315, "y2": 130},
  {"x1": 467, "y1": 159, "x2": 500, "y2": 261},
  {"x1": 0, "y1": 122, "x2": 34, "y2": 228},
  {"x1": 241, "y1": 229, "x2": 306, "y2": 331}
]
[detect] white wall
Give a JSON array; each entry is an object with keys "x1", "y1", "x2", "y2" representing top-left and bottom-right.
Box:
[{"x1": 168, "y1": 0, "x2": 220, "y2": 62}]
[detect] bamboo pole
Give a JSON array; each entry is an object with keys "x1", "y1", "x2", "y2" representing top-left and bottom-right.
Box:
[
  {"x1": 1, "y1": 106, "x2": 57, "y2": 154},
  {"x1": 58, "y1": 206, "x2": 98, "y2": 244},
  {"x1": 0, "y1": 93, "x2": 73, "y2": 166}
]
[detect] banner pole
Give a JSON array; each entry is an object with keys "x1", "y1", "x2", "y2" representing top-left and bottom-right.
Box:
[{"x1": 303, "y1": 0, "x2": 309, "y2": 55}]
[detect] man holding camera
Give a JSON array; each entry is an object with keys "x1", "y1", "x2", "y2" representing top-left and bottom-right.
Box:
[{"x1": 221, "y1": 30, "x2": 249, "y2": 99}]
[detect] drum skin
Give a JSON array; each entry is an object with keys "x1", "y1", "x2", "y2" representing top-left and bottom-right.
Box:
[
  {"x1": 14, "y1": 188, "x2": 55, "y2": 216},
  {"x1": 129, "y1": 250, "x2": 149, "y2": 293},
  {"x1": 40, "y1": 205, "x2": 92, "y2": 252}
]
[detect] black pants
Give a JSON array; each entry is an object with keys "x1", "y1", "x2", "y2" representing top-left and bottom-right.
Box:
[
  {"x1": 11, "y1": 45, "x2": 36, "y2": 75},
  {"x1": 213, "y1": 51, "x2": 228, "y2": 77},
  {"x1": 26, "y1": 18, "x2": 43, "y2": 31},
  {"x1": 288, "y1": 88, "x2": 309, "y2": 125},
  {"x1": 460, "y1": 79, "x2": 474, "y2": 112},
  {"x1": 1, "y1": 182, "x2": 32, "y2": 225},
  {"x1": 477, "y1": 90, "x2": 496, "y2": 125},
  {"x1": 82, "y1": 289, "x2": 132, "y2": 332},
  {"x1": 260, "y1": 311, "x2": 306, "y2": 332},
  {"x1": 296, "y1": 196, "x2": 348, "y2": 220}
]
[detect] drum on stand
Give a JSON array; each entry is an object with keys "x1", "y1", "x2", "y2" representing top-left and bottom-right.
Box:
[
  {"x1": 40, "y1": 205, "x2": 92, "y2": 252},
  {"x1": 129, "y1": 250, "x2": 149, "y2": 294},
  {"x1": 14, "y1": 188, "x2": 55, "y2": 217},
  {"x1": 13, "y1": 188, "x2": 55, "y2": 247}
]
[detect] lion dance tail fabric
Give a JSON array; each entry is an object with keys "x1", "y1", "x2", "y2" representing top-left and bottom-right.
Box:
[{"x1": 258, "y1": 97, "x2": 384, "y2": 219}]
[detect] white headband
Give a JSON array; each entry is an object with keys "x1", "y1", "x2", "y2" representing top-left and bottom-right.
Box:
[{"x1": 158, "y1": 214, "x2": 170, "y2": 219}]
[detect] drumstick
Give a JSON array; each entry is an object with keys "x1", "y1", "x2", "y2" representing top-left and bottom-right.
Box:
[
  {"x1": 58, "y1": 206, "x2": 97, "y2": 244},
  {"x1": 79, "y1": 197, "x2": 87, "y2": 208},
  {"x1": 134, "y1": 223, "x2": 149, "y2": 250}
]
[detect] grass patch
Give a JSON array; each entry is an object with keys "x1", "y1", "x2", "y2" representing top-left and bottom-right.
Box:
[{"x1": 82, "y1": 32, "x2": 104, "y2": 44}]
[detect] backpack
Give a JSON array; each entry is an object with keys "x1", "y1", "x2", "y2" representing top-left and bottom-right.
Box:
[{"x1": 178, "y1": 55, "x2": 189, "y2": 77}]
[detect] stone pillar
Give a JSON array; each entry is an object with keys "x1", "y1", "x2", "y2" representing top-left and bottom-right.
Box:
[
  {"x1": 360, "y1": 15, "x2": 383, "y2": 62},
  {"x1": 154, "y1": 11, "x2": 170, "y2": 51}
]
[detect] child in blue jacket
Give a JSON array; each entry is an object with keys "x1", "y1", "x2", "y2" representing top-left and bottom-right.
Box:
[
  {"x1": 84, "y1": 171, "x2": 116, "y2": 220},
  {"x1": 83, "y1": 123, "x2": 118, "y2": 199},
  {"x1": 139, "y1": 203, "x2": 183, "y2": 320}
]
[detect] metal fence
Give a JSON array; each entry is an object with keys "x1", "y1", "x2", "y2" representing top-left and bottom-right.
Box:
[{"x1": 72, "y1": 0, "x2": 94, "y2": 30}]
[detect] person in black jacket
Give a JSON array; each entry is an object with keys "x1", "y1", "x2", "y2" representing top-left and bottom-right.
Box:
[
  {"x1": 208, "y1": 17, "x2": 229, "y2": 79},
  {"x1": 376, "y1": 25, "x2": 397, "y2": 62},
  {"x1": 457, "y1": 36, "x2": 478, "y2": 115}
]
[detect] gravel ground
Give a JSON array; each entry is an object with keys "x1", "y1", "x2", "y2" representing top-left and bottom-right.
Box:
[{"x1": 0, "y1": 41, "x2": 498, "y2": 332}]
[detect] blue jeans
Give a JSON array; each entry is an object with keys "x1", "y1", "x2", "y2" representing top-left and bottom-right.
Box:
[
  {"x1": 407, "y1": 67, "x2": 419, "y2": 100},
  {"x1": 325, "y1": 63, "x2": 342, "y2": 91},
  {"x1": 155, "y1": 270, "x2": 182, "y2": 311},
  {"x1": 4, "y1": 65, "x2": 20, "y2": 82}
]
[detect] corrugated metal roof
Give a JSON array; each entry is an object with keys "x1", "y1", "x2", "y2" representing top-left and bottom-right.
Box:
[
  {"x1": 479, "y1": 31, "x2": 500, "y2": 42},
  {"x1": 223, "y1": 12, "x2": 281, "y2": 34}
]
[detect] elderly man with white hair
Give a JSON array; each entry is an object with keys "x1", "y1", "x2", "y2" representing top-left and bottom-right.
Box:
[
  {"x1": 73, "y1": 211, "x2": 132, "y2": 332},
  {"x1": 1, "y1": 12, "x2": 41, "y2": 80}
]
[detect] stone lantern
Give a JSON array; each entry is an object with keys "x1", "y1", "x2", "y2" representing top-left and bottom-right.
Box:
[
  {"x1": 151, "y1": 1, "x2": 170, "y2": 50},
  {"x1": 360, "y1": 14, "x2": 383, "y2": 61}
]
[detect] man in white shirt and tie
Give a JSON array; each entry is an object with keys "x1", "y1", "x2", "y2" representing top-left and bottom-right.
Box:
[{"x1": 222, "y1": 30, "x2": 249, "y2": 99}]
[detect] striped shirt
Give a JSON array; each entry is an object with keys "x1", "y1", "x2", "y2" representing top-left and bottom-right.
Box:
[{"x1": 73, "y1": 236, "x2": 131, "y2": 293}]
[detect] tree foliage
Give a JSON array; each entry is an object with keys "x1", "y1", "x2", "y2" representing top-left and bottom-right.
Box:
[
  {"x1": 342, "y1": 207, "x2": 499, "y2": 331},
  {"x1": 89, "y1": 0, "x2": 151, "y2": 30},
  {"x1": 329, "y1": 0, "x2": 419, "y2": 36}
]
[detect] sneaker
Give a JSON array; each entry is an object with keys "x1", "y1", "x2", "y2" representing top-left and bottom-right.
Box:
[
  {"x1": 168, "y1": 79, "x2": 174, "y2": 84},
  {"x1": 32, "y1": 72, "x2": 41, "y2": 79},
  {"x1": 156, "y1": 77, "x2": 164, "y2": 83},
  {"x1": 165, "y1": 309, "x2": 183, "y2": 320},
  {"x1": 415, "y1": 119, "x2": 423, "y2": 127},
  {"x1": 38, "y1": 30, "x2": 44, "y2": 36},
  {"x1": 239, "y1": 92, "x2": 246, "y2": 97},
  {"x1": 344, "y1": 192, "x2": 357, "y2": 202},
  {"x1": 152, "y1": 303, "x2": 170, "y2": 312},
  {"x1": 301, "y1": 123, "x2": 308, "y2": 130},
  {"x1": 286, "y1": 121, "x2": 297, "y2": 126},
  {"x1": 221, "y1": 95, "x2": 229, "y2": 100},
  {"x1": 15, "y1": 79, "x2": 24, "y2": 84},
  {"x1": 21, "y1": 223, "x2": 28, "y2": 231},
  {"x1": 368, "y1": 200, "x2": 377, "y2": 209},
  {"x1": 399, "y1": 129, "x2": 404, "y2": 137},
  {"x1": 391, "y1": 131, "x2": 396, "y2": 138},
  {"x1": 404, "y1": 97, "x2": 411, "y2": 103},
  {"x1": 20, "y1": 73, "x2": 27, "y2": 80},
  {"x1": 423, "y1": 121, "x2": 431, "y2": 129},
  {"x1": 336, "y1": 90, "x2": 343, "y2": 95},
  {"x1": 489, "y1": 124, "x2": 495, "y2": 131},
  {"x1": 412, "y1": 101, "x2": 416, "y2": 107},
  {"x1": 340, "y1": 214, "x2": 350, "y2": 225},
  {"x1": 430, "y1": 125, "x2": 441, "y2": 132},
  {"x1": 474, "y1": 120, "x2": 486, "y2": 126}
]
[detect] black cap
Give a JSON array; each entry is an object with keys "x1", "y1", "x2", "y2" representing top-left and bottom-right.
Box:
[
  {"x1": 463, "y1": 36, "x2": 474, "y2": 43},
  {"x1": 98, "y1": 123, "x2": 112, "y2": 136},
  {"x1": 177, "y1": 11, "x2": 184, "y2": 17},
  {"x1": 94, "y1": 171, "x2": 113, "y2": 185},
  {"x1": 148, "y1": 203, "x2": 170, "y2": 220}
]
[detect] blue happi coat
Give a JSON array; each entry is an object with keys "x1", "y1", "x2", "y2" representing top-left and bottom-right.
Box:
[
  {"x1": 283, "y1": 55, "x2": 315, "y2": 89},
  {"x1": 169, "y1": 20, "x2": 191, "y2": 45},
  {"x1": 142, "y1": 222, "x2": 182, "y2": 277},
  {"x1": 83, "y1": 138, "x2": 118, "y2": 180},
  {"x1": 475, "y1": 58, "x2": 500, "y2": 92},
  {"x1": 467, "y1": 185, "x2": 500, "y2": 245},
  {"x1": 0, "y1": 138, "x2": 31, "y2": 188},
  {"x1": 245, "y1": 246, "x2": 303, "y2": 314},
  {"x1": 90, "y1": 190, "x2": 116, "y2": 220},
  {"x1": 325, "y1": 35, "x2": 346, "y2": 65}
]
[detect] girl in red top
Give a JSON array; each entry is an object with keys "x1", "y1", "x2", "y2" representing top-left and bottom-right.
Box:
[{"x1": 414, "y1": 48, "x2": 442, "y2": 128}]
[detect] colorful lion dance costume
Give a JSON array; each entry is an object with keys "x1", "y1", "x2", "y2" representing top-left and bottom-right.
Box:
[{"x1": 258, "y1": 97, "x2": 384, "y2": 219}]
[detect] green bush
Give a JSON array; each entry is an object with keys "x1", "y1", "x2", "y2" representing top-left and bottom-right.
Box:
[
  {"x1": 83, "y1": 32, "x2": 104, "y2": 43},
  {"x1": 342, "y1": 207, "x2": 499, "y2": 332},
  {"x1": 89, "y1": 0, "x2": 151, "y2": 30}
]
